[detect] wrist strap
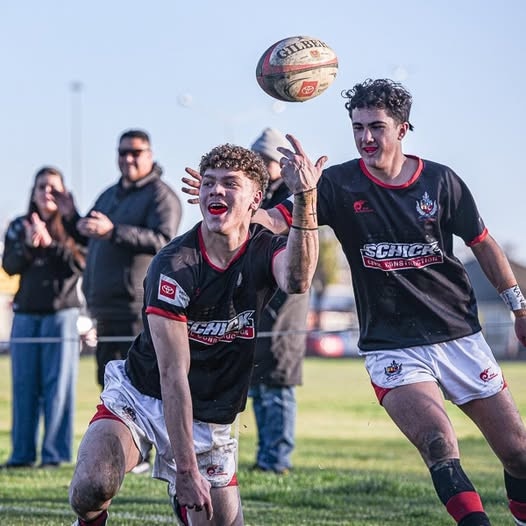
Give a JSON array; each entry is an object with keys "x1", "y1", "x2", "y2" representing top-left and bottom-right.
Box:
[
  {"x1": 500, "y1": 285, "x2": 526, "y2": 311},
  {"x1": 290, "y1": 224, "x2": 318, "y2": 231},
  {"x1": 293, "y1": 187, "x2": 317, "y2": 196}
]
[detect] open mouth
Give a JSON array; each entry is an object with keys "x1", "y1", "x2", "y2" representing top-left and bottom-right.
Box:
[
  {"x1": 208, "y1": 203, "x2": 228, "y2": 216},
  {"x1": 363, "y1": 147, "x2": 377, "y2": 154}
]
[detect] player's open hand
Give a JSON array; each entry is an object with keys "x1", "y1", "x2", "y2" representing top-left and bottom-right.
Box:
[
  {"x1": 181, "y1": 167, "x2": 201, "y2": 205},
  {"x1": 278, "y1": 134, "x2": 327, "y2": 195}
]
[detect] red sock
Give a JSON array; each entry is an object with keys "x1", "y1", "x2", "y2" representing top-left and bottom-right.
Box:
[{"x1": 77, "y1": 510, "x2": 108, "y2": 526}]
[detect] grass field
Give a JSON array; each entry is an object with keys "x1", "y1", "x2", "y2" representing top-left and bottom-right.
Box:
[{"x1": 1, "y1": 354, "x2": 525, "y2": 525}]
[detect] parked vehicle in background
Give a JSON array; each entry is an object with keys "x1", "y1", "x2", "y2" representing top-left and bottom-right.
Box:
[{"x1": 306, "y1": 284, "x2": 360, "y2": 358}]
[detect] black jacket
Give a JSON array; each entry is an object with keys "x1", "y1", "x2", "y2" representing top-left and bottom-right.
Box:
[
  {"x1": 250, "y1": 180, "x2": 309, "y2": 387},
  {"x1": 3, "y1": 217, "x2": 84, "y2": 313},
  {"x1": 64, "y1": 164, "x2": 181, "y2": 320}
]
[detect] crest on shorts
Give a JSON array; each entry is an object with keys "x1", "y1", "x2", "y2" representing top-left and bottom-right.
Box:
[
  {"x1": 122, "y1": 405, "x2": 137, "y2": 422},
  {"x1": 206, "y1": 464, "x2": 227, "y2": 478},
  {"x1": 416, "y1": 192, "x2": 438, "y2": 220},
  {"x1": 479, "y1": 367, "x2": 499, "y2": 383},
  {"x1": 384, "y1": 360, "x2": 403, "y2": 377}
]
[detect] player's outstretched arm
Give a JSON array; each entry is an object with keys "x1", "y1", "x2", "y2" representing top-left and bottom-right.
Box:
[
  {"x1": 471, "y1": 234, "x2": 526, "y2": 346},
  {"x1": 273, "y1": 134, "x2": 327, "y2": 294}
]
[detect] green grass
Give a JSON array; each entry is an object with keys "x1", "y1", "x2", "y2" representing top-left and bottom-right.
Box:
[{"x1": 1, "y1": 354, "x2": 525, "y2": 525}]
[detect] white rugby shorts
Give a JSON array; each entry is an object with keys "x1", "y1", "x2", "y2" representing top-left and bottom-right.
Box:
[
  {"x1": 362, "y1": 331, "x2": 505, "y2": 406},
  {"x1": 96, "y1": 360, "x2": 237, "y2": 487}
]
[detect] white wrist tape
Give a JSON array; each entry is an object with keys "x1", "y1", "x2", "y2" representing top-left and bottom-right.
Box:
[{"x1": 500, "y1": 285, "x2": 526, "y2": 311}]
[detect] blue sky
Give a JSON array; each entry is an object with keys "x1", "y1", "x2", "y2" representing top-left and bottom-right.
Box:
[{"x1": 1, "y1": 0, "x2": 525, "y2": 263}]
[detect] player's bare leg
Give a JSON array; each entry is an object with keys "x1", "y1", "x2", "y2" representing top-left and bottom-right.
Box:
[
  {"x1": 198, "y1": 486, "x2": 243, "y2": 526},
  {"x1": 382, "y1": 381, "x2": 459, "y2": 465},
  {"x1": 173, "y1": 485, "x2": 243, "y2": 526},
  {"x1": 382, "y1": 382, "x2": 490, "y2": 525},
  {"x1": 69, "y1": 419, "x2": 141, "y2": 522},
  {"x1": 462, "y1": 388, "x2": 526, "y2": 525}
]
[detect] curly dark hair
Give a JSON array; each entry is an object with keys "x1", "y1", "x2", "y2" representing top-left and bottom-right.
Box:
[
  {"x1": 342, "y1": 78, "x2": 414, "y2": 131},
  {"x1": 199, "y1": 144, "x2": 269, "y2": 194}
]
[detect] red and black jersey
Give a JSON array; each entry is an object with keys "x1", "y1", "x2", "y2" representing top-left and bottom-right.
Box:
[
  {"x1": 279, "y1": 157, "x2": 487, "y2": 351},
  {"x1": 125, "y1": 223, "x2": 287, "y2": 424}
]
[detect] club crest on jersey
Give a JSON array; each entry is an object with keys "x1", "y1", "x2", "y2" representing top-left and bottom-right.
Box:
[
  {"x1": 158, "y1": 274, "x2": 190, "y2": 307},
  {"x1": 416, "y1": 192, "x2": 438, "y2": 220},
  {"x1": 188, "y1": 310, "x2": 256, "y2": 345},
  {"x1": 384, "y1": 360, "x2": 403, "y2": 378}
]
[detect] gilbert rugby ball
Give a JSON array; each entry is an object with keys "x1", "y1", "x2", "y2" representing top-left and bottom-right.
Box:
[{"x1": 256, "y1": 35, "x2": 338, "y2": 102}]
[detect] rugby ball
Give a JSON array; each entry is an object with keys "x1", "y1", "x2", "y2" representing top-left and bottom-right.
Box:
[{"x1": 256, "y1": 36, "x2": 338, "y2": 103}]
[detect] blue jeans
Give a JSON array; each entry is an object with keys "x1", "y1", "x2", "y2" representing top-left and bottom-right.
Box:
[
  {"x1": 8, "y1": 308, "x2": 79, "y2": 465},
  {"x1": 249, "y1": 384, "x2": 296, "y2": 472}
]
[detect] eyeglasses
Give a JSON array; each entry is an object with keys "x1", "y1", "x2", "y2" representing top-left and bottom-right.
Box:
[{"x1": 118, "y1": 148, "x2": 150, "y2": 158}]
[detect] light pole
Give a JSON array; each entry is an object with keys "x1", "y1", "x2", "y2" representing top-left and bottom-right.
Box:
[{"x1": 70, "y1": 81, "x2": 83, "y2": 208}]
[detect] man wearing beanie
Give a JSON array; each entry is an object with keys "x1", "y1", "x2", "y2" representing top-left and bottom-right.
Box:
[{"x1": 249, "y1": 128, "x2": 310, "y2": 474}]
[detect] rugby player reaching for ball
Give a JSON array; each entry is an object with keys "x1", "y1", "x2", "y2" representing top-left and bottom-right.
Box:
[{"x1": 69, "y1": 141, "x2": 325, "y2": 526}]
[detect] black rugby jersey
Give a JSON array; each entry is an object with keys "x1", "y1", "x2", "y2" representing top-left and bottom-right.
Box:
[
  {"x1": 126, "y1": 223, "x2": 287, "y2": 424},
  {"x1": 278, "y1": 157, "x2": 487, "y2": 351}
]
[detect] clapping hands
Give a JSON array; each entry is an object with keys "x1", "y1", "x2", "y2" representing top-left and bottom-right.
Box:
[{"x1": 23, "y1": 213, "x2": 52, "y2": 248}]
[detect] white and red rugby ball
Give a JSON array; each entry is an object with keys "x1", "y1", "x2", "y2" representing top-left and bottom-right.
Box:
[{"x1": 256, "y1": 35, "x2": 338, "y2": 103}]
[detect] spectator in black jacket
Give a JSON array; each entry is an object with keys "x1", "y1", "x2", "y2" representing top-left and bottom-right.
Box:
[
  {"x1": 249, "y1": 128, "x2": 310, "y2": 474},
  {"x1": 1, "y1": 166, "x2": 85, "y2": 469},
  {"x1": 58, "y1": 129, "x2": 181, "y2": 474},
  {"x1": 60, "y1": 129, "x2": 182, "y2": 390}
]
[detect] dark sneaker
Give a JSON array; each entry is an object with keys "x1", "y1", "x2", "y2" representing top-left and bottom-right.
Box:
[{"x1": 0, "y1": 462, "x2": 34, "y2": 469}]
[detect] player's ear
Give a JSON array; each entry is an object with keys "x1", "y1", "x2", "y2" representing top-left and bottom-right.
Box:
[
  {"x1": 397, "y1": 122, "x2": 410, "y2": 140},
  {"x1": 250, "y1": 190, "x2": 263, "y2": 212}
]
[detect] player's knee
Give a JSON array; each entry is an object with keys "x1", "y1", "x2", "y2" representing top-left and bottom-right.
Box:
[
  {"x1": 424, "y1": 431, "x2": 456, "y2": 464},
  {"x1": 69, "y1": 466, "x2": 121, "y2": 517}
]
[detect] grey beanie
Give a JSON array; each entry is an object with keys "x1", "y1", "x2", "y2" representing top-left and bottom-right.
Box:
[{"x1": 250, "y1": 127, "x2": 289, "y2": 163}]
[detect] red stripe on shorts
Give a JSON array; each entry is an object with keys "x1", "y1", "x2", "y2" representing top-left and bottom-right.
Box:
[
  {"x1": 227, "y1": 473, "x2": 238, "y2": 487},
  {"x1": 89, "y1": 403, "x2": 124, "y2": 425},
  {"x1": 371, "y1": 381, "x2": 392, "y2": 404}
]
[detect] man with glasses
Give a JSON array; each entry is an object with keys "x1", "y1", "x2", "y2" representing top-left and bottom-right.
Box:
[{"x1": 60, "y1": 129, "x2": 181, "y2": 409}]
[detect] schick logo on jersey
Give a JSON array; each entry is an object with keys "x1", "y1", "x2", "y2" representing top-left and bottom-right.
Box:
[
  {"x1": 157, "y1": 274, "x2": 190, "y2": 307},
  {"x1": 361, "y1": 242, "x2": 443, "y2": 271},
  {"x1": 187, "y1": 310, "x2": 256, "y2": 345},
  {"x1": 416, "y1": 192, "x2": 438, "y2": 220}
]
